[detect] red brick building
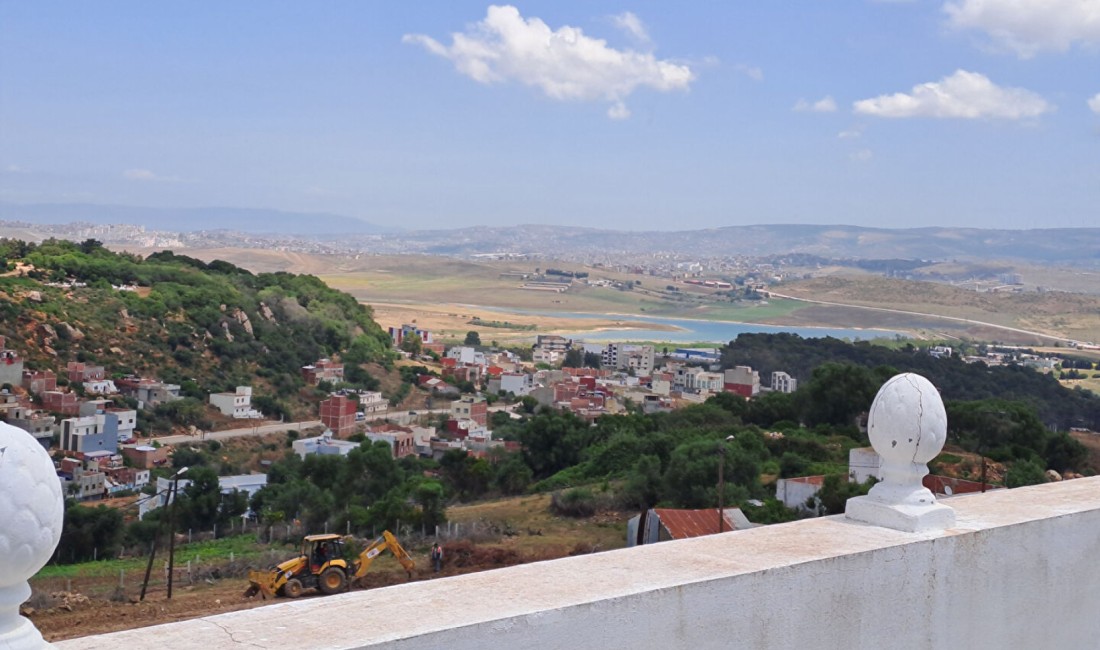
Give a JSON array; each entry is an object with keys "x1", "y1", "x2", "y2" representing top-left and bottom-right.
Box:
[
  {"x1": 301, "y1": 358, "x2": 344, "y2": 385},
  {"x1": 22, "y1": 369, "x2": 57, "y2": 394},
  {"x1": 319, "y1": 395, "x2": 358, "y2": 437},
  {"x1": 67, "y1": 361, "x2": 105, "y2": 383},
  {"x1": 450, "y1": 396, "x2": 487, "y2": 427},
  {"x1": 41, "y1": 390, "x2": 79, "y2": 415}
]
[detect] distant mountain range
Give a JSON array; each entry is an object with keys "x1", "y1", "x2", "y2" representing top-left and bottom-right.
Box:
[
  {"x1": 392, "y1": 224, "x2": 1100, "y2": 264},
  {"x1": 1, "y1": 202, "x2": 1097, "y2": 264},
  {"x1": 0, "y1": 202, "x2": 394, "y2": 235}
]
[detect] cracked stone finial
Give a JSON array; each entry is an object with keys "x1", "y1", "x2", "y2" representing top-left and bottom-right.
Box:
[
  {"x1": 0, "y1": 421, "x2": 65, "y2": 649},
  {"x1": 845, "y1": 373, "x2": 956, "y2": 532}
]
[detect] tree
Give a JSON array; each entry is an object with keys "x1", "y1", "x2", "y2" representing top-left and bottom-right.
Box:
[
  {"x1": 414, "y1": 480, "x2": 447, "y2": 529},
  {"x1": 800, "y1": 363, "x2": 884, "y2": 429},
  {"x1": 400, "y1": 331, "x2": 423, "y2": 356},
  {"x1": 811, "y1": 474, "x2": 874, "y2": 515},
  {"x1": 662, "y1": 438, "x2": 758, "y2": 508},
  {"x1": 562, "y1": 348, "x2": 584, "y2": 368},
  {"x1": 56, "y1": 503, "x2": 124, "y2": 563},
  {"x1": 1006, "y1": 459, "x2": 1048, "y2": 488},
  {"x1": 493, "y1": 454, "x2": 534, "y2": 495},
  {"x1": 621, "y1": 455, "x2": 662, "y2": 510},
  {"x1": 177, "y1": 466, "x2": 223, "y2": 530},
  {"x1": 464, "y1": 331, "x2": 481, "y2": 346}
]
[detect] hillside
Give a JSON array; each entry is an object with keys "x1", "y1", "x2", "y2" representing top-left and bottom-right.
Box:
[{"x1": 0, "y1": 238, "x2": 395, "y2": 424}]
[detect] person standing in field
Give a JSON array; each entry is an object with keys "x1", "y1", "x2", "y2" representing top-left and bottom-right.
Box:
[{"x1": 430, "y1": 542, "x2": 443, "y2": 573}]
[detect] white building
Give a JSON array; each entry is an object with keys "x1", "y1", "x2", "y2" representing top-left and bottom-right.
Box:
[
  {"x1": 209, "y1": 386, "x2": 258, "y2": 418},
  {"x1": 601, "y1": 343, "x2": 655, "y2": 376},
  {"x1": 446, "y1": 347, "x2": 487, "y2": 367},
  {"x1": 358, "y1": 391, "x2": 388, "y2": 414},
  {"x1": 499, "y1": 372, "x2": 533, "y2": 396},
  {"x1": 292, "y1": 430, "x2": 361, "y2": 460},
  {"x1": 849, "y1": 447, "x2": 883, "y2": 484},
  {"x1": 770, "y1": 371, "x2": 797, "y2": 394},
  {"x1": 774, "y1": 475, "x2": 824, "y2": 512},
  {"x1": 82, "y1": 379, "x2": 118, "y2": 396}
]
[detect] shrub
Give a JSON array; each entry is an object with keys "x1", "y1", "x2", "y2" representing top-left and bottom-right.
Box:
[{"x1": 550, "y1": 488, "x2": 597, "y2": 518}]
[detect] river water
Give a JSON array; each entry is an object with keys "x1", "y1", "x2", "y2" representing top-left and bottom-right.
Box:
[{"x1": 479, "y1": 308, "x2": 903, "y2": 343}]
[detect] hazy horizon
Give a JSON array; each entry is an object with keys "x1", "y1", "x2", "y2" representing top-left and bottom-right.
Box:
[{"x1": 2, "y1": 3, "x2": 1098, "y2": 231}]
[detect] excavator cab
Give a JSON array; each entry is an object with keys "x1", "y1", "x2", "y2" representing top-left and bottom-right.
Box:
[{"x1": 307, "y1": 536, "x2": 343, "y2": 573}]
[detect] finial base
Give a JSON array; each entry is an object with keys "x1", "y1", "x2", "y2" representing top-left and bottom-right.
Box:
[
  {"x1": 0, "y1": 584, "x2": 54, "y2": 649},
  {"x1": 845, "y1": 495, "x2": 956, "y2": 533}
]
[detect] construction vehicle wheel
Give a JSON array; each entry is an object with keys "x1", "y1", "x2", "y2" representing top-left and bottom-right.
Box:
[
  {"x1": 284, "y1": 578, "x2": 304, "y2": 598},
  {"x1": 318, "y1": 567, "x2": 347, "y2": 595}
]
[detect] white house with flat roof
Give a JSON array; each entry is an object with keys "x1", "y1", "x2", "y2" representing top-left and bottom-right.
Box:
[{"x1": 209, "y1": 386, "x2": 259, "y2": 418}]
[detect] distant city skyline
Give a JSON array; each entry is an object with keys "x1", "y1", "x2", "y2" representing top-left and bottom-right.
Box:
[{"x1": 1, "y1": 2, "x2": 1097, "y2": 231}]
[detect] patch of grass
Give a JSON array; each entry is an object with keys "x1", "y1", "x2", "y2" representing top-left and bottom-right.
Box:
[{"x1": 34, "y1": 534, "x2": 269, "y2": 580}]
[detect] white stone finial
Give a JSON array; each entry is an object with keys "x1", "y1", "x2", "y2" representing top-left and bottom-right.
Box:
[
  {"x1": 0, "y1": 422, "x2": 65, "y2": 649},
  {"x1": 845, "y1": 373, "x2": 956, "y2": 532}
]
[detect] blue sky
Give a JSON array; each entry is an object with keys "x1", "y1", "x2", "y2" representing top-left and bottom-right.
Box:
[{"x1": 1, "y1": 1, "x2": 1097, "y2": 230}]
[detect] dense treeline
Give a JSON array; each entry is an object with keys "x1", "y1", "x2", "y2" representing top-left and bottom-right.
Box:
[
  {"x1": 720, "y1": 333, "x2": 1100, "y2": 431},
  {"x1": 251, "y1": 441, "x2": 446, "y2": 534}
]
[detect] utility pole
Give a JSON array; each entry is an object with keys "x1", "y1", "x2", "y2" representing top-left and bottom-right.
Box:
[
  {"x1": 717, "y1": 435, "x2": 735, "y2": 534},
  {"x1": 166, "y1": 466, "x2": 189, "y2": 599}
]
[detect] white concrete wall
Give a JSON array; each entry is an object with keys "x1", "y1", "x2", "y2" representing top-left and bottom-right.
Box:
[
  {"x1": 774, "y1": 477, "x2": 822, "y2": 511},
  {"x1": 59, "y1": 478, "x2": 1100, "y2": 650}
]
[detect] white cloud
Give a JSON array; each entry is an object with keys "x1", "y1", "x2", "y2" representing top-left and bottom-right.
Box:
[
  {"x1": 734, "y1": 64, "x2": 764, "y2": 81},
  {"x1": 853, "y1": 70, "x2": 1052, "y2": 119},
  {"x1": 611, "y1": 11, "x2": 650, "y2": 45},
  {"x1": 837, "y1": 126, "x2": 863, "y2": 139},
  {"x1": 849, "y1": 149, "x2": 874, "y2": 162},
  {"x1": 403, "y1": 5, "x2": 695, "y2": 119},
  {"x1": 794, "y1": 96, "x2": 837, "y2": 113},
  {"x1": 607, "y1": 101, "x2": 631, "y2": 120},
  {"x1": 944, "y1": 0, "x2": 1100, "y2": 58},
  {"x1": 123, "y1": 168, "x2": 185, "y2": 182},
  {"x1": 1089, "y1": 93, "x2": 1100, "y2": 114}
]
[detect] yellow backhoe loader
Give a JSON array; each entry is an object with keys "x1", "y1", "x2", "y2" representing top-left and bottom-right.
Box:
[{"x1": 245, "y1": 530, "x2": 415, "y2": 599}]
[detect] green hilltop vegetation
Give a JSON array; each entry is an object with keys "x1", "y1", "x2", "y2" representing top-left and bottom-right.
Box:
[{"x1": 0, "y1": 238, "x2": 395, "y2": 423}]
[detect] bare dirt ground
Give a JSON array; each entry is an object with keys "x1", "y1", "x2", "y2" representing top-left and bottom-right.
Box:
[{"x1": 29, "y1": 495, "x2": 630, "y2": 642}]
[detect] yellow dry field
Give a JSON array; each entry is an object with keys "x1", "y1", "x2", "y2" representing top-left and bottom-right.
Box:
[
  {"x1": 370, "y1": 302, "x2": 676, "y2": 343},
  {"x1": 777, "y1": 276, "x2": 1100, "y2": 343}
]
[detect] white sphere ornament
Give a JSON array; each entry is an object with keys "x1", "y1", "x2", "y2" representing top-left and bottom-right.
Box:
[
  {"x1": 0, "y1": 421, "x2": 65, "y2": 649},
  {"x1": 845, "y1": 373, "x2": 956, "y2": 533}
]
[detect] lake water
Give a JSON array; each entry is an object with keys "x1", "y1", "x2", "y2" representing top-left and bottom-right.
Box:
[{"x1": 478, "y1": 307, "x2": 903, "y2": 343}]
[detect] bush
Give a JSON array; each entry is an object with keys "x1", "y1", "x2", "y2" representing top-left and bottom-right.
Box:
[{"x1": 550, "y1": 488, "x2": 599, "y2": 518}]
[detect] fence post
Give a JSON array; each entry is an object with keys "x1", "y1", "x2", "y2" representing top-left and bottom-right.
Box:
[
  {"x1": 119, "y1": 570, "x2": 124, "y2": 589},
  {"x1": 188, "y1": 529, "x2": 192, "y2": 544},
  {"x1": 213, "y1": 523, "x2": 217, "y2": 539}
]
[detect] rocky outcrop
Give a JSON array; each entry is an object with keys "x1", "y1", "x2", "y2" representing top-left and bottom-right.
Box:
[{"x1": 231, "y1": 308, "x2": 254, "y2": 336}]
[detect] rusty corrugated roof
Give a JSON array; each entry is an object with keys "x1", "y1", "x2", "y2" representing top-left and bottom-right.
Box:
[{"x1": 652, "y1": 508, "x2": 746, "y2": 539}]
